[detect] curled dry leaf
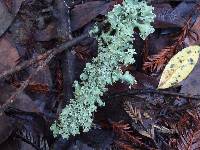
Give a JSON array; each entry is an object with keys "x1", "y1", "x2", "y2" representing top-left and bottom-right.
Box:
[{"x1": 157, "y1": 45, "x2": 200, "y2": 89}]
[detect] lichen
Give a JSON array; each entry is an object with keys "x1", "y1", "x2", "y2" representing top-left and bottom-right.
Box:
[{"x1": 50, "y1": 0, "x2": 155, "y2": 139}]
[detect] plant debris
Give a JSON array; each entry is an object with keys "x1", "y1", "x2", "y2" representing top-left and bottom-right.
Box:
[{"x1": 0, "y1": 0, "x2": 200, "y2": 149}]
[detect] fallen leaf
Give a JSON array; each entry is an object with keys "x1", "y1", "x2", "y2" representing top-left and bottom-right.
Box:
[
  {"x1": 180, "y1": 59, "x2": 200, "y2": 96},
  {"x1": 0, "y1": 36, "x2": 19, "y2": 73},
  {"x1": 0, "y1": 81, "x2": 38, "y2": 145},
  {"x1": 71, "y1": 1, "x2": 115, "y2": 31},
  {"x1": 34, "y1": 22, "x2": 57, "y2": 42},
  {"x1": 0, "y1": 0, "x2": 24, "y2": 37},
  {"x1": 184, "y1": 16, "x2": 200, "y2": 46},
  {"x1": 0, "y1": 35, "x2": 40, "y2": 144},
  {"x1": 0, "y1": 136, "x2": 19, "y2": 150},
  {"x1": 157, "y1": 45, "x2": 200, "y2": 89},
  {"x1": 5, "y1": 107, "x2": 52, "y2": 149},
  {"x1": 153, "y1": 2, "x2": 195, "y2": 28}
]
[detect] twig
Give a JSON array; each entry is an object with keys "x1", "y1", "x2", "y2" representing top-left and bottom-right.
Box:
[
  {"x1": 108, "y1": 89, "x2": 200, "y2": 100},
  {"x1": 0, "y1": 33, "x2": 90, "y2": 113},
  {"x1": 0, "y1": 50, "x2": 51, "y2": 80},
  {"x1": 0, "y1": 32, "x2": 89, "y2": 80},
  {"x1": 1, "y1": 52, "x2": 54, "y2": 112},
  {"x1": 148, "y1": 0, "x2": 198, "y2": 4}
]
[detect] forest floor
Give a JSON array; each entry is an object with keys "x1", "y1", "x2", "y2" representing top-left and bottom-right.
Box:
[{"x1": 0, "y1": 0, "x2": 200, "y2": 150}]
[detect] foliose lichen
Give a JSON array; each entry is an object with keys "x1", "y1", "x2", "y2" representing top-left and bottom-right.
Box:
[{"x1": 50, "y1": 0, "x2": 155, "y2": 139}]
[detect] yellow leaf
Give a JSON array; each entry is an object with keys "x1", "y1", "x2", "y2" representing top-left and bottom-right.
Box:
[{"x1": 157, "y1": 45, "x2": 200, "y2": 89}]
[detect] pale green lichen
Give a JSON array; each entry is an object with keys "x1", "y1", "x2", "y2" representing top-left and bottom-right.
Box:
[{"x1": 50, "y1": 0, "x2": 155, "y2": 139}]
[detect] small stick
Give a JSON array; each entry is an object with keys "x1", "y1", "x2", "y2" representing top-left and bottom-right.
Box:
[
  {"x1": 108, "y1": 89, "x2": 200, "y2": 100},
  {"x1": 1, "y1": 52, "x2": 54, "y2": 112},
  {"x1": 0, "y1": 33, "x2": 90, "y2": 113},
  {"x1": 0, "y1": 33, "x2": 89, "y2": 80},
  {"x1": 0, "y1": 51, "x2": 51, "y2": 80}
]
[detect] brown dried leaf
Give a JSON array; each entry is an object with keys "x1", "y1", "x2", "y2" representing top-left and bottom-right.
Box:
[
  {"x1": 0, "y1": 36, "x2": 19, "y2": 73},
  {"x1": 185, "y1": 16, "x2": 200, "y2": 46},
  {"x1": 154, "y1": 2, "x2": 196, "y2": 28},
  {"x1": 180, "y1": 59, "x2": 200, "y2": 96},
  {"x1": 0, "y1": 0, "x2": 24, "y2": 36},
  {"x1": 71, "y1": 1, "x2": 115, "y2": 31}
]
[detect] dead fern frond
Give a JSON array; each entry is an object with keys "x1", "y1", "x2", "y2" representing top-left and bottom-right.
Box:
[
  {"x1": 177, "y1": 129, "x2": 200, "y2": 150},
  {"x1": 143, "y1": 45, "x2": 177, "y2": 72},
  {"x1": 112, "y1": 121, "x2": 152, "y2": 149},
  {"x1": 143, "y1": 18, "x2": 193, "y2": 73},
  {"x1": 176, "y1": 110, "x2": 200, "y2": 150},
  {"x1": 27, "y1": 82, "x2": 49, "y2": 93},
  {"x1": 124, "y1": 101, "x2": 143, "y2": 124},
  {"x1": 12, "y1": 81, "x2": 49, "y2": 94},
  {"x1": 55, "y1": 64, "x2": 63, "y2": 94},
  {"x1": 73, "y1": 45, "x2": 91, "y2": 61},
  {"x1": 112, "y1": 121, "x2": 132, "y2": 134},
  {"x1": 114, "y1": 141, "x2": 134, "y2": 150}
]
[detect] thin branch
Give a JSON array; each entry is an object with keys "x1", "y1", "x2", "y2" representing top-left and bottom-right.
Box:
[
  {"x1": 0, "y1": 32, "x2": 89, "y2": 80},
  {"x1": 1, "y1": 52, "x2": 54, "y2": 112},
  {"x1": 0, "y1": 33, "x2": 90, "y2": 113},
  {"x1": 108, "y1": 89, "x2": 200, "y2": 100},
  {"x1": 0, "y1": 51, "x2": 50, "y2": 80}
]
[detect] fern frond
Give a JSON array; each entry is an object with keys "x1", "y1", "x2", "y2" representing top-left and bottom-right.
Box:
[
  {"x1": 114, "y1": 141, "x2": 134, "y2": 150},
  {"x1": 124, "y1": 101, "x2": 143, "y2": 124},
  {"x1": 143, "y1": 18, "x2": 192, "y2": 73},
  {"x1": 112, "y1": 121, "x2": 151, "y2": 149},
  {"x1": 177, "y1": 110, "x2": 200, "y2": 150}
]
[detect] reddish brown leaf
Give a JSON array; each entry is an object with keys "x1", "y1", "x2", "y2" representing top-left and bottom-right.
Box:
[
  {"x1": 154, "y1": 2, "x2": 196, "y2": 28},
  {"x1": 71, "y1": 1, "x2": 115, "y2": 31},
  {"x1": 0, "y1": 0, "x2": 24, "y2": 36},
  {"x1": 0, "y1": 36, "x2": 19, "y2": 73},
  {"x1": 184, "y1": 16, "x2": 200, "y2": 45}
]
